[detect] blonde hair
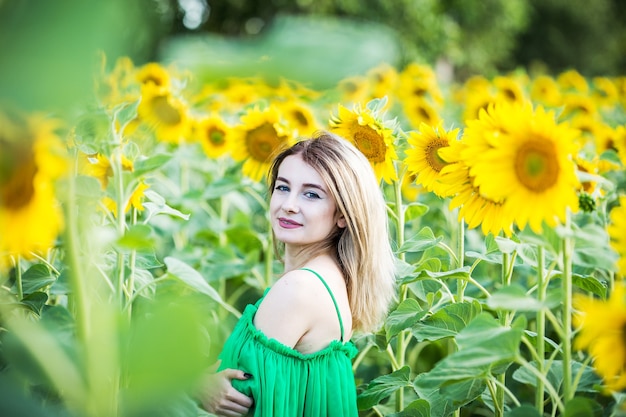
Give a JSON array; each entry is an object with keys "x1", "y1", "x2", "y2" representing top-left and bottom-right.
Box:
[{"x1": 267, "y1": 131, "x2": 396, "y2": 332}]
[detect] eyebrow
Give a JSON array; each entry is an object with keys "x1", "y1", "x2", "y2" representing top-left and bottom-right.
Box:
[{"x1": 276, "y1": 176, "x2": 327, "y2": 192}]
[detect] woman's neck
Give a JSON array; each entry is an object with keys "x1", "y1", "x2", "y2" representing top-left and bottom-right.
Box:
[{"x1": 283, "y1": 245, "x2": 333, "y2": 273}]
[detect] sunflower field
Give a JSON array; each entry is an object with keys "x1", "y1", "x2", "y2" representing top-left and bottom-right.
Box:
[{"x1": 2, "y1": 46, "x2": 626, "y2": 417}]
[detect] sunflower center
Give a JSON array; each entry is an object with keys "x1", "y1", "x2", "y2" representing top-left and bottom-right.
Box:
[
  {"x1": 292, "y1": 110, "x2": 309, "y2": 127},
  {"x1": 353, "y1": 127, "x2": 386, "y2": 163},
  {"x1": 514, "y1": 140, "x2": 559, "y2": 192},
  {"x1": 425, "y1": 139, "x2": 449, "y2": 172},
  {"x1": 208, "y1": 128, "x2": 226, "y2": 146},
  {"x1": 0, "y1": 139, "x2": 38, "y2": 210},
  {"x1": 246, "y1": 123, "x2": 283, "y2": 162},
  {"x1": 151, "y1": 95, "x2": 181, "y2": 126}
]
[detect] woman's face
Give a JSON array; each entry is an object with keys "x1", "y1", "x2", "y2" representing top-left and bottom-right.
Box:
[{"x1": 269, "y1": 154, "x2": 346, "y2": 248}]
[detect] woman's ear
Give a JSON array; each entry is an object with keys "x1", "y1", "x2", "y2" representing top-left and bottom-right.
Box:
[{"x1": 337, "y1": 215, "x2": 347, "y2": 229}]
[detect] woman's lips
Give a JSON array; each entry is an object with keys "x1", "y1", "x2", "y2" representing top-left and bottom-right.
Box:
[{"x1": 278, "y1": 217, "x2": 302, "y2": 229}]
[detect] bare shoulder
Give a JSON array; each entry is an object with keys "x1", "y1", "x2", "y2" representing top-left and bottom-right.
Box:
[{"x1": 253, "y1": 270, "x2": 320, "y2": 347}]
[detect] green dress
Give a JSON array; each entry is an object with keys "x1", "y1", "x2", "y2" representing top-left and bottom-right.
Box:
[{"x1": 217, "y1": 268, "x2": 359, "y2": 416}]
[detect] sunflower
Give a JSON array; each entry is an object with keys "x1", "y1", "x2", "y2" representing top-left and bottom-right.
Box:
[
  {"x1": 466, "y1": 103, "x2": 581, "y2": 233},
  {"x1": 396, "y1": 63, "x2": 444, "y2": 105},
  {"x1": 137, "y1": 83, "x2": 192, "y2": 144},
  {"x1": 193, "y1": 114, "x2": 233, "y2": 159},
  {"x1": 103, "y1": 181, "x2": 150, "y2": 217},
  {"x1": 574, "y1": 282, "x2": 626, "y2": 392},
  {"x1": 135, "y1": 62, "x2": 171, "y2": 89},
  {"x1": 493, "y1": 75, "x2": 526, "y2": 104},
  {"x1": 274, "y1": 100, "x2": 320, "y2": 137},
  {"x1": 329, "y1": 103, "x2": 398, "y2": 183},
  {"x1": 608, "y1": 196, "x2": 626, "y2": 275},
  {"x1": 560, "y1": 93, "x2": 598, "y2": 121},
  {"x1": 530, "y1": 75, "x2": 562, "y2": 107},
  {"x1": 591, "y1": 76, "x2": 619, "y2": 108},
  {"x1": 400, "y1": 97, "x2": 442, "y2": 130},
  {"x1": 557, "y1": 69, "x2": 589, "y2": 94},
  {"x1": 612, "y1": 125, "x2": 626, "y2": 167},
  {"x1": 439, "y1": 139, "x2": 514, "y2": 237},
  {"x1": 337, "y1": 75, "x2": 370, "y2": 105},
  {"x1": 366, "y1": 63, "x2": 399, "y2": 102},
  {"x1": 0, "y1": 108, "x2": 66, "y2": 268},
  {"x1": 78, "y1": 152, "x2": 134, "y2": 189},
  {"x1": 231, "y1": 106, "x2": 294, "y2": 182},
  {"x1": 404, "y1": 121, "x2": 460, "y2": 197}
]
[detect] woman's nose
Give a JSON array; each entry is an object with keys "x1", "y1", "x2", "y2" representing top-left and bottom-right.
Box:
[{"x1": 282, "y1": 194, "x2": 299, "y2": 213}]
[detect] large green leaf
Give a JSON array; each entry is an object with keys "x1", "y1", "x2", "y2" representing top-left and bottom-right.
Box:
[
  {"x1": 133, "y1": 153, "x2": 172, "y2": 177},
  {"x1": 388, "y1": 399, "x2": 430, "y2": 417},
  {"x1": 399, "y1": 227, "x2": 443, "y2": 254},
  {"x1": 411, "y1": 301, "x2": 482, "y2": 342},
  {"x1": 512, "y1": 360, "x2": 601, "y2": 394},
  {"x1": 357, "y1": 366, "x2": 412, "y2": 410},
  {"x1": 165, "y1": 257, "x2": 222, "y2": 302},
  {"x1": 385, "y1": 298, "x2": 428, "y2": 341},
  {"x1": 21, "y1": 264, "x2": 57, "y2": 294},
  {"x1": 487, "y1": 284, "x2": 560, "y2": 312}
]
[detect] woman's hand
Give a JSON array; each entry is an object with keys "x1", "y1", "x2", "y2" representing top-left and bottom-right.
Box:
[{"x1": 199, "y1": 361, "x2": 254, "y2": 417}]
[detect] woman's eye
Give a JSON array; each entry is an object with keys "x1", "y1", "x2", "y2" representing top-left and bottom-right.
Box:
[
  {"x1": 275, "y1": 185, "x2": 289, "y2": 192},
  {"x1": 304, "y1": 191, "x2": 321, "y2": 199}
]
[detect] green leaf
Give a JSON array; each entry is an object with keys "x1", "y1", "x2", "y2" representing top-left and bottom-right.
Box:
[
  {"x1": 513, "y1": 360, "x2": 601, "y2": 394},
  {"x1": 115, "y1": 98, "x2": 140, "y2": 129},
  {"x1": 564, "y1": 397, "x2": 603, "y2": 417},
  {"x1": 117, "y1": 224, "x2": 155, "y2": 250},
  {"x1": 411, "y1": 301, "x2": 482, "y2": 342},
  {"x1": 203, "y1": 178, "x2": 243, "y2": 200},
  {"x1": 418, "y1": 314, "x2": 523, "y2": 386},
  {"x1": 75, "y1": 175, "x2": 103, "y2": 199},
  {"x1": 122, "y1": 297, "x2": 209, "y2": 413},
  {"x1": 357, "y1": 366, "x2": 412, "y2": 410},
  {"x1": 571, "y1": 274, "x2": 608, "y2": 299},
  {"x1": 133, "y1": 154, "x2": 172, "y2": 177},
  {"x1": 401, "y1": 266, "x2": 470, "y2": 285},
  {"x1": 494, "y1": 236, "x2": 518, "y2": 254},
  {"x1": 21, "y1": 264, "x2": 56, "y2": 294},
  {"x1": 465, "y1": 250, "x2": 503, "y2": 265},
  {"x1": 385, "y1": 299, "x2": 428, "y2": 341},
  {"x1": 143, "y1": 190, "x2": 190, "y2": 221},
  {"x1": 487, "y1": 284, "x2": 544, "y2": 312},
  {"x1": 387, "y1": 399, "x2": 430, "y2": 417},
  {"x1": 505, "y1": 405, "x2": 542, "y2": 417},
  {"x1": 165, "y1": 257, "x2": 222, "y2": 303},
  {"x1": 20, "y1": 292, "x2": 48, "y2": 316},
  {"x1": 404, "y1": 202, "x2": 429, "y2": 222},
  {"x1": 399, "y1": 227, "x2": 443, "y2": 253}
]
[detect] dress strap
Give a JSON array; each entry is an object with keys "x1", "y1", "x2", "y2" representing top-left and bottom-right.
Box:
[{"x1": 300, "y1": 268, "x2": 345, "y2": 342}]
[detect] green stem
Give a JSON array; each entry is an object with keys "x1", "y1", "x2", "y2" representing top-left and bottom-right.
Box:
[
  {"x1": 66, "y1": 154, "x2": 90, "y2": 347},
  {"x1": 561, "y1": 215, "x2": 573, "y2": 402},
  {"x1": 517, "y1": 356, "x2": 565, "y2": 413},
  {"x1": 15, "y1": 256, "x2": 23, "y2": 300},
  {"x1": 456, "y1": 217, "x2": 466, "y2": 302},
  {"x1": 392, "y1": 177, "x2": 406, "y2": 412},
  {"x1": 113, "y1": 149, "x2": 127, "y2": 309},
  {"x1": 536, "y1": 246, "x2": 546, "y2": 414},
  {"x1": 125, "y1": 208, "x2": 138, "y2": 319}
]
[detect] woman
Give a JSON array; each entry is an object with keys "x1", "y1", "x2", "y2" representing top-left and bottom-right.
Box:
[{"x1": 199, "y1": 131, "x2": 396, "y2": 416}]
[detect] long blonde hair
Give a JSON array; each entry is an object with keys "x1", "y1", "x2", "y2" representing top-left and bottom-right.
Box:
[{"x1": 267, "y1": 131, "x2": 396, "y2": 332}]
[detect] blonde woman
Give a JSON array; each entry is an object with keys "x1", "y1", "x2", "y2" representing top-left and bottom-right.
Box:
[{"x1": 200, "y1": 132, "x2": 396, "y2": 416}]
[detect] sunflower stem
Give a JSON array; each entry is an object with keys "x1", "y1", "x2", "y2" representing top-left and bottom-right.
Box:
[
  {"x1": 392, "y1": 176, "x2": 407, "y2": 412},
  {"x1": 535, "y1": 245, "x2": 546, "y2": 414},
  {"x1": 561, "y1": 215, "x2": 574, "y2": 402},
  {"x1": 456, "y1": 217, "x2": 466, "y2": 302},
  {"x1": 15, "y1": 255, "x2": 23, "y2": 300},
  {"x1": 125, "y1": 207, "x2": 138, "y2": 320}
]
